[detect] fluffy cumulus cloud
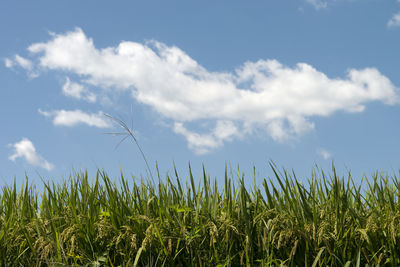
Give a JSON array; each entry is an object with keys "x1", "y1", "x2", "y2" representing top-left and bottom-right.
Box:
[
  {"x1": 39, "y1": 109, "x2": 111, "y2": 128},
  {"x1": 62, "y1": 77, "x2": 96, "y2": 102},
  {"x1": 8, "y1": 138, "x2": 54, "y2": 171},
  {"x1": 173, "y1": 120, "x2": 240, "y2": 154},
  {"x1": 388, "y1": 12, "x2": 400, "y2": 27},
  {"x1": 11, "y1": 28, "x2": 400, "y2": 153}
]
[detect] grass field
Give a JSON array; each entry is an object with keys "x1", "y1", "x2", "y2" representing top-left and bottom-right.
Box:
[{"x1": 1, "y1": 163, "x2": 399, "y2": 266}]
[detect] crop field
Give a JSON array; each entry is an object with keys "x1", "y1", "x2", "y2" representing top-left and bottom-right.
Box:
[{"x1": 1, "y1": 164, "x2": 400, "y2": 266}]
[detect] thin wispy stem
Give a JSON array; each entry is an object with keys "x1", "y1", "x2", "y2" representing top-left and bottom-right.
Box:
[{"x1": 104, "y1": 113, "x2": 154, "y2": 180}]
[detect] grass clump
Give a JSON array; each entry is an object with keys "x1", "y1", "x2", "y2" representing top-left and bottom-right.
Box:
[{"x1": 1, "y1": 164, "x2": 400, "y2": 266}]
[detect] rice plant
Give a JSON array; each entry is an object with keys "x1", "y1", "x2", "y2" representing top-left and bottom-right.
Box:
[{"x1": 1, "y1": 164, "x2": 400, "y2": 266}]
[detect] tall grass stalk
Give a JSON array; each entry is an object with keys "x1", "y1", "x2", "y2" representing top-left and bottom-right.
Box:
[
  {"x1": 1, "y1": 165, "x2": 400, "y2": 266},
  {"x1": 104, "y1": 113, "x2": 154, "y2": 180}
]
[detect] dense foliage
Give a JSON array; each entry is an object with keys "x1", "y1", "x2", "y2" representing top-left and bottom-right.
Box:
[{"x1": 1, "y1": 164, "x2": 400, "y2": 266}]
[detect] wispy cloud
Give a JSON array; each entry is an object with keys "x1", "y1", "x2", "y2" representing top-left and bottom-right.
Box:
[
  {"x1": 306, "y1": 0, "x2": 328, "y2": 10},
  {"x1": 388, "y1": 12, "x2": 400, "y2": 27},
  {"x1": 317, "y1": 148, "x2": 332, "y2": 160},
  {"x1": 8, "y1": 138, "x2": 54, "y2": 171},
  {"x1": 4, "y1": 54, "x2": 37, "y2": 77},
  {"x1": 39, "y1": 109, "x2": 111, "y2": 128},
  {"x1": 9, "y1": 28, "x2": 400, "y2": 153},
  {"x1": 62, "y1": 77, "x2": 96, "y2": 102},
  {"x1": 4, "y1": 58, "x2": 14, "y2": 68}
]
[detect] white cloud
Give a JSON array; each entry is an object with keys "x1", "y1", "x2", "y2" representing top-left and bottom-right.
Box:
[
  {"x1": 5, "y1": 55, "x2": 33, "y2": 70},
  {"x1": 8, "y1": 138, "x2": 54, "y2": 171},
  {"x1": 4, "y1": 58, "x2": 14, "y2": 68},
  {"x1": 388, "y1": 12, "x2": 400, "y2": 27},
  {"x1": 62, "y1": 77, "x2": 97, "y2": 102},
  {"x1": 4, "y1": 54, "x2": 37, "y2": 77},
  {"x1": 14, "y1": 55, "x2": 33, "y2": 70},
  {"x1": 306, "y1": 0, "x2": 328, "y2": 10},
  {"x1": 39, "y1": 109, "x2": 111, "y2": 128},
  {"x1": 173, "y1": 123, "x2": 220, "y2": 155},
  {"x1": 173, "y1": 120, "x2": 240, "y2": 154},
  {"x1": 317, "y1": 148, "x2": 332, "y2": 160},
  {"x1": 12, "y1": 28, "x2": 400, "y2": 153}
]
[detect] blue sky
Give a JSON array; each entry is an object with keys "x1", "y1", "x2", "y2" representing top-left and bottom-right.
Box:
[{"x1": 1, "y1": 0, "x2": 400, "y2": 186}]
